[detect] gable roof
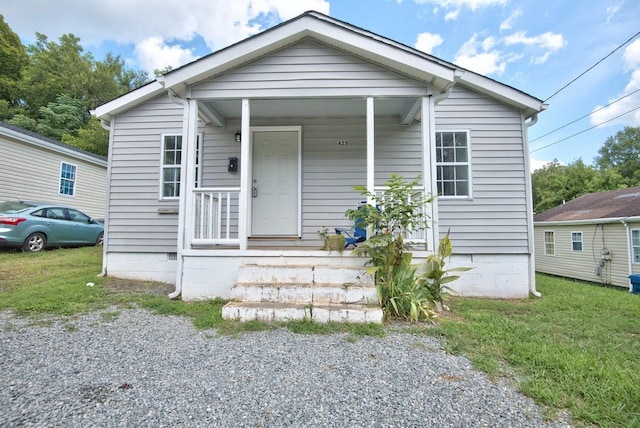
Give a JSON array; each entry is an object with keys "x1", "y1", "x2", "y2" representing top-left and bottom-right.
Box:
[
  {"x1": 0, "y1": 121, "x2": 107, "y2": 167},
  {"x1": 534, "y1": 187, "x2": 640, "y2": 223},
  {"x1": 95, "y1": 10, "x2": 545, "y2": 123}
]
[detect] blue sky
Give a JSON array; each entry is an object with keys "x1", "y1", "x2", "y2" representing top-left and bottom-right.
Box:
[{"x1": 3, "y1": 0, "x2": 639, "y2": 169}]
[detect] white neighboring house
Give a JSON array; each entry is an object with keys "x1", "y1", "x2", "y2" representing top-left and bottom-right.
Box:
[
  {"x1": 94, "y1": 11, "x2": 546, "y2": 311},
  {"x1": 0, "y1": 121, "x2": 107, "y2": 219}
]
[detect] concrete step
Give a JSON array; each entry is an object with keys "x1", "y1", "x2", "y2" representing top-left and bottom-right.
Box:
[
  {"x1": 231, "y1": 282, "x2": 378, "y2": 305},
  {"x1": 237, "y1": 264, "x2": 374, "y2": 286},
  {"x1": 222, "y1": 301, "x2": 383, "y2": 324}
]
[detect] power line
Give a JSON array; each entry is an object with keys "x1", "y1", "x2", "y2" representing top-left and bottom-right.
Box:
[
  {"x1": 543, "y1": 30, "x2": 640, "y2": 102},
  {"x1": 530, "y1": 88, "x2": 640, "y2": 143},
  {"x1": 530, "y1": 105, "x2": 640, "y2": 153}
]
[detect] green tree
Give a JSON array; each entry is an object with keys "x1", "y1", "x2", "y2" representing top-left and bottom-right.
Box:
[
  {"x1": 0, "y1": 14, "x2": 28, "y2": 116},
  {"x1": 19, "y1": 33, "x2": 93, "y2": 115},
  {"x1": 62, "y1": 117, "x2": 109, "y2": 157},
  {"x1": 594, "y1": 126, "x2": 640, "y2": 186}
]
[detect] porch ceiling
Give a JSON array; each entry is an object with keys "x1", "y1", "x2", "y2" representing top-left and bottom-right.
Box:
[{"x1": 201, "y1": 97, "x2": 415, "y2": 120}]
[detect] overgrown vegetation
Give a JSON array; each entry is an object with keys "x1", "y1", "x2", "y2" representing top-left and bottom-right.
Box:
[
  {"x1": 346, "y1": 174, "x2": 468, "y2": 322},
  {"x1": 438, "y1": 274, "x2": 640, "y2": 427}
]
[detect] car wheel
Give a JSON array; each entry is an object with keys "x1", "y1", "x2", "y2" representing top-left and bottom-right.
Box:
[
  {"x1": 96, "y1": 232, "x2": 104, "y2": 246},
  {"x1": 23, "y1": 232, "x2": 46, "y2": 252}
]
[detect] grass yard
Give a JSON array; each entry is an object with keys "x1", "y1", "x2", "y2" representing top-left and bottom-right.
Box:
[
  {"x1": 1, "y1": 246, "x2": 639, "y2": 426},
  {"x1": 439, "y1": 275, "x2": 640, "y2": 427}
]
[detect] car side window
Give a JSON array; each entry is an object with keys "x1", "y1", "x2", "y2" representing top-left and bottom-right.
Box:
[
  {"x1": 68, "y1": 209, "x2": 90, "y2": 223},
  {"x1": 45, "y1": 208, "x2": 66, "y2": 220},
  {"x1": 31, "y1": 209, "x2": 46, "y2": 218}
]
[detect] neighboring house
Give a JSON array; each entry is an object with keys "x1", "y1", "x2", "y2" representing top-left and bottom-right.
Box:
[
  {"x1": 94, "y1": 11, "x2": 546, "y2": 305},
  {"x1": 534, "y1": 187, "x2": 640, "y2": 290},
  {"x1": 0, "y1": 121, "x2": 107, "y2": 219}
]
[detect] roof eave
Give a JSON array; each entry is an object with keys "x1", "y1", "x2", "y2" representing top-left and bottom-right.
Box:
[
  {"x1": 94, "y1": 81, "x2": 165, "y2": 123},
  {"x1": 534, "y1": 216, "x2": 640, "y2": 226},
  {"x1": 0, "y1": 126, "x2": 107, "y2": 167}
]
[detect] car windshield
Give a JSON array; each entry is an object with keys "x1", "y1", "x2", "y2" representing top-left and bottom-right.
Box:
[{"x1": 0, "y1": 201, "x2": 36, "y2": 214}]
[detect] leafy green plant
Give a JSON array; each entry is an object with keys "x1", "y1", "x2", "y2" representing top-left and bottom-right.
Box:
[
  {"x1": 346, "y1": 174, "x2": 434, "y2": 322},
  {"x1": 417, "y1": 231, "x2": 472, "y2": 312}
]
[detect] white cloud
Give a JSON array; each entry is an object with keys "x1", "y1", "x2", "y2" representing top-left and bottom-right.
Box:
[
  {"x1": 454, "y1": 33, "x2": 519, "y2": 75},
  {"x1": 499, "y1": 8, "x2": 522, "y2": 31},
  {"x1": 134, "y1": 37, "x2": 198, "y2": 75},
  {"x1": 415, "y1": 0, "x2": 508, "y2": 19},
  {"x1": 503, "y1": 31, "x2": 565, "y2": 64},
  {"x1": 606, "y1": 0, "x2": 624, "y2": 23},
  {"x1": 415, "y1": 32, "x2": 444, "y2": 53},
  {"x1": 444, "y1": 10, "x2": 460, "y2": 20},
  {"x1": 1, "y1": 0, "x2": 330, "y2": 74},
  {"x1": 589, "y1": 39, "x2": 640, "y2": 128},
  {"x1": 529, "y1": 158, "x2": 556, "y2": 172}
]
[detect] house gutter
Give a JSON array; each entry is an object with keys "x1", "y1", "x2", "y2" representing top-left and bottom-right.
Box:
[
  {"x1": 166, "y1": 84, "x2": 188, "y2": 299},
  {"x1": 525, "y1": 112, "x2": 541, "y2": 297},
  {"x1": 621, "y1": 218, "x2": 633, "y2": 292}
]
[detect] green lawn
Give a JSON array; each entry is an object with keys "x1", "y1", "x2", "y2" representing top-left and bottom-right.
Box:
[
  {"x1": 1, "y1": 246, "x2": 638, "y2": 426},
  {"x1": 439, "y1": 275, "x2": 640, "y2": 426}
]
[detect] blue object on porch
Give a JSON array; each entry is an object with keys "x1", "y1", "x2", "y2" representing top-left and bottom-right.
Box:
[
  {"x1": 335, "y1": 202, "x2": 368, "y2": 248},
  {"x1": 629, "y1": 274, "x2": 640, "y2": 294}
]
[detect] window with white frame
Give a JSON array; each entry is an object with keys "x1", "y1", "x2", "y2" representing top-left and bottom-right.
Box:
[
  {"x1": 435, "y1": 131, "x2": 470, "y2": 197},
  {"x1": 161, "y1": 134, "x2": 202, "y2": 199},
  {"x1": 633, "y1": 230, "x2": 640, "y2": 263},
  {"x1": 59, "y1": 162, "x2": 77, "y2": 196},
  {"x1": 571, "y1": 231, "x2": 583, "y2": 252},
  {"x1": 544, "y1": 230, "x2": 555, "y2": 255}
]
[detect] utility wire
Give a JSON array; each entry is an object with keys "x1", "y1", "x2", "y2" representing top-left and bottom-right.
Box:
[
  {"x1": 530, "y1": 88, "x2": 640, "y2": 143},
  {"x1": 530, "y1": 105, "x2": 640, "y2": 153},
  {"x1": 543, "y1": 31, "x2": 640, "y2": 102}
]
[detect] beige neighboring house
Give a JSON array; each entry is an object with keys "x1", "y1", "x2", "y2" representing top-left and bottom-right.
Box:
[
  {"x1": 0, "y1": 121, "x2": 107, "y2": 219},
  {"x1": 534, "y1": 187, "x2": 640, "y2": 290}
]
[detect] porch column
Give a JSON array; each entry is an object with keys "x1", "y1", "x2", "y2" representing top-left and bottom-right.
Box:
[
  {"x1": 238, "y1": 99, "x2": 250, "y2": 250},
  {"x1": 366, "y1": 97, "x2": 375, "y2": 202},
  {"x1": 422, "y1": 96, "x2": 438, "y2": 251}
]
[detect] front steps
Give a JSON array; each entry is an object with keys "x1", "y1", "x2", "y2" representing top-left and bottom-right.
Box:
[{"x1": 222, "y1": 263, "x2": 383, "y2": 324}]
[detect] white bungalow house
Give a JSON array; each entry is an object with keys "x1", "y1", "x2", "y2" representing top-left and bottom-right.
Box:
[
  {"x1": 0, "y1": 121, "x2": 107, "y2": 219},
  {"x1": 94, "y1": 11, "x2": 546, "y2": 322}
]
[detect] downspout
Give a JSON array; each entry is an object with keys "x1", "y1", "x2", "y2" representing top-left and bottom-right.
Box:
[
  {"x1": 96, "y1": 117, "x2": 113, "y2": 277},
  {"x1": 621, "y1": 218, "x2": 633, "y2": 292},
  {"x1": 525, "y1": 112, "x2": 541, "y2": 297},
  {"x1": 167, "y1": 87, "x2": 189, "y2": 299}
]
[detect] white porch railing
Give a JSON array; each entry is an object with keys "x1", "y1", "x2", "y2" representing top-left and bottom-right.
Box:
[
  {"x1": 192, "y1": 188, "x2": 240, "y2": 245},
  {"x1": 373, "y1": 186, "x2": 428, "y2": 245}
]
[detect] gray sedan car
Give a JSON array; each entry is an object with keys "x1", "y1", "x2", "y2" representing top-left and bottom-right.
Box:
[{"x1": 0, "y1": 201, "x2": 104, "y2": 252}]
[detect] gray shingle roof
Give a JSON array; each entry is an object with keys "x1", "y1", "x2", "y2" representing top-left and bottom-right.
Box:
[
  {"x1": 0, "y1": 120, "x2": 107, "y2": 163},
  {"x1": 534, "y1": 187, "x2": 640, "y2": 222}
]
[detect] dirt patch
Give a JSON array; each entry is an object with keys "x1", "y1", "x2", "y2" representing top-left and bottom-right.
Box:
[{"x1": 104, "y1": 277, "x2": 174, "y2": 296}]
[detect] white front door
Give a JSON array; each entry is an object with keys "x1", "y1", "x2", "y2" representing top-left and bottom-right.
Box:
[{"x1": 251, "y1": 129, "x2": 300, "y2": 236}]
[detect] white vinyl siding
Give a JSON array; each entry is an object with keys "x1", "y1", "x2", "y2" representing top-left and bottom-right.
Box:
[
  {"x1": 191, "y1": 39, "x2": 431, "y2": 99},
  {"x1": 59, "y1": 162, "x2": 77, "y2": 196},
  {"x1": 435, "y1": 85, "x2": 529, "y2": 254},
  {"x1": 544, "y1": 230, "x2": 555, "y2": 255},
  {"x1": 571, "y1": 231, "x2": 583, "y2": 252},
  {"x1": 633, "y1": 230, "x2": 640, "y2": 263},
  {"x1": 0, "y1": 135, "x2": 106, "y2": 218},
  {"x1": 435, "y1": 131, "x2": 470, "y2": 197}
]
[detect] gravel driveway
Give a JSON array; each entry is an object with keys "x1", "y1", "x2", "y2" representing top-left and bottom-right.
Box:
[{"x1": 0, "y1": 309, "x2": 571, "y2": 427}]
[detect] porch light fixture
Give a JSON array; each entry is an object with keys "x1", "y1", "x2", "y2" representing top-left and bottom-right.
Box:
[{"x1": 234, "y1": 131, "x2": 241, "y2": 143}]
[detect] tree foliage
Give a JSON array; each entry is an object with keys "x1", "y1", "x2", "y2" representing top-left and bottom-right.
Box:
[
  {"x1": 594, "y1": 126, "x2": 640, "y2": 185},
  {"x1": 0, "y1": 19, "x2": 148, "y2": 156}
]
